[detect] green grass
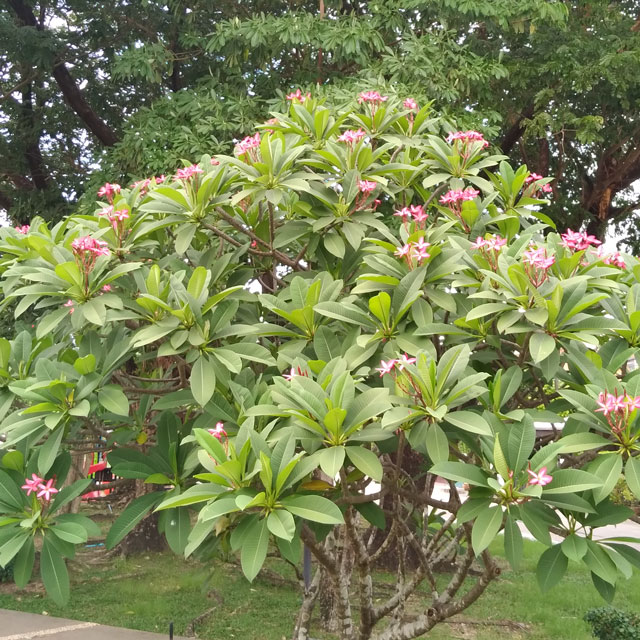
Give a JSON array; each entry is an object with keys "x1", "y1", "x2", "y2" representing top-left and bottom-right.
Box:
[{"x1": 0, "y1": 538, "x2": 639, "y2": 639}]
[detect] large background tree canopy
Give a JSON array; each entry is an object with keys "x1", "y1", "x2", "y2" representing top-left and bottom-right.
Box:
[{"x1": 1, "y1": 1, "x2": 640, "y2": 246}]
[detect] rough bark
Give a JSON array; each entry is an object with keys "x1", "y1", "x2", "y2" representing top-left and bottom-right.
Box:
[{"x1": 500, "y1": 104, "x2": 535, "y2": 154}]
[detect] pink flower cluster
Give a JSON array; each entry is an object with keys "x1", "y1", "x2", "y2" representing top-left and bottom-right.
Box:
[
  {"x1": 597, "y1": 246, "x2": 626, "y2": 269},
  {"x1": 560, "y1": 229, "x2": 601, "y2": 251},
  {"x1": 15, "y1": 225, "x2": 30, "y2": 234},
  {"x1": 394, "y1": 237, "x2": 431, "y2": 267},
  {"x1": 175, "y1": 164, "x2": 204, "y2": 181},
  {"x1": 358, "y1": 91, "x2": 388, "y2": 105},
  {"x1": 72, "y1": 236, "x2": 110, "y2": 258},
  {"x1": 439, "y1": 188, "x2": 480, "y2": 233},
  {"x1": 403, "y1": 98, "x2": 418, "y2": 110},
  {"x1": 375, "y1": 353, "x2": 417, "y2": 377},
  {"x1": 283, "y1": 366, "x2": 309, "y2": 381},
  {"x1": 235, "y1": 133, "x2": 261, "y2": 162},
  {"x1": 21, "y1": 474, "x2": 59, "y2": 501},
  {"x1": 358, "y1": 180, "x2": 377, "y2": 194},
  {"x1": 131, "y1": 175, "x2": 165, "y2": 195},
  {"x1": 97, "y1": 183, "x2": 121, "y2": 203},
  {"x1": 208, "y1": 422, "x2": 227, "y2": 440},
  {"x1": 471, "y1": 235, "x2": 507, "y2": 270},
  {"x1": 99, "y1": 206, "x2": 130, "y2": 246},
  {"x1": 522, "y1": 246, "x2": 555, "y2": 286},
  {"x1": 286, "y1": 89, "x2": 311, "y2": 103},
  {"x1": 439, "y1": 188, "x2": 480, "y2": 205},
  {"x1": 394, "y1": 204, "x2": 427, "y2": 229},
  {"x1": 525, "y1": 173, "x2": 553, "y2": 194},
  {"x1": 596, "y1": 391, "x2": 640, "y2": 433},
  {"x1": 338, "y1": 129, "x2": 366, "y2": 146},
  {"x1": 446, "y1": 130, "x2": 489, "y2": 148},
  {"x1": 527, "y1": 467, "x2": 553, "y2": 487}
]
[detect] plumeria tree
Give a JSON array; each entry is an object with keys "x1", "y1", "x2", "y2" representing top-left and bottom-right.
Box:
[{"x1": 0, "y1": 91, "x2": 640, "y2": 640}]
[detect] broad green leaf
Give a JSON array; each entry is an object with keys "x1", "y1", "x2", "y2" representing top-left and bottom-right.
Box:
[
  {"x1": 543, "y1": 469, "x2": 603, "y2": 494},
  {"x1": 472, "y1": 505, "x2": 503, "y2": 555},
  {"x1": 530, "y1": 332, "x2": 555, "y2": 364},
  {"x1": 445, "y1": 411, "x2": 492, "y2": 436},
  {"x1": 241, "y1": 517, "x2": 270, "y2": 582},
  {"x1": 98, "y1": 385, "x2": 129, "y2": 416},
  {"x1": 625, "y1": 456, "x2": 640, "y2": 500},
  {"x1": 190, "y1": 356, "x2": 216, "y2": 407},
  {"x1": 561, "y1": 534, "x2": 588, "y2": 562},
  {"x1": 41, "y1": 535, "x2": 70, "y2": 605},
  {"x1": 12, "y1": 538, "x2": 35, "y2": 588},
  {"x1": 318, "y1": 446, "x2": 345, "y2": 479},
  {"x1": 267, "y1": 510, "x2": 296, "y2": 541},
  {"x1": 426, "y1": 423, "x2": 449, "y2": 464},
  {"x1": 506, "y1": 418, "x2": 535, "y2": 474},
  {"x1": 345, "y1": 446, "x2": 383, "y2": 482},
  {"x1": 280, "y1": 495, "x2": 344, "y2": 524},
  {"x1": 537, "y1": 545, "x2": 568, "y2": 592},
  {"x1": 105, "y1": 492, "x2": 161, "y2": 549},
  {"x1": 164, "y1": 507, "x2": 191, "y2": 554},
  {"x1": 430, "y1": 462, "x2": 489, "y2": 487},
  {"x1": 504, "y1": 515, "x2": 523, "y2": 570},
  {"x1": 591, "y1": 454, "x2": 622, "y2": 504}
]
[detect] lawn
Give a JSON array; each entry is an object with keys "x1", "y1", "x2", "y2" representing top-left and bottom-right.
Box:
[{"x1": 0, "y1": 537, "x2": 638, "y2": 639}]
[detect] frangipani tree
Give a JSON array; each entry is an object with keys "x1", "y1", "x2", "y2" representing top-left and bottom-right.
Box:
[{"x1": 0, "y1": 92, "x2": 639, "y2": 640}]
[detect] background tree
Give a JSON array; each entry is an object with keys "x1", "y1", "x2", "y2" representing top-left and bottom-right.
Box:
[{"x1": 2, "y1": 1, "x2": 640, "y2": 247}]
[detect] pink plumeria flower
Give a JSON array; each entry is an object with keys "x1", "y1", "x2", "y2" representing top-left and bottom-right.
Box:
[
  {"x1": 376, "y1": 359, "x2": 397, "y2": 377},
  {"x1": 98, "y1": 205, "x2": 113, "y2": 217},
  {"x1": 358, "y1": 180, "x2": 377, "y2": 193},
  {"x1": 446, "y1": 130, "x2": 489, "y2": 148},
  {"x1": 283, "y1": 367, "x2": 298, "y2": 381},
  {"x1": 102, "y1": 284, "x2": 112, "y2": 292},
  {"x1": 208, "y1": 422, "x2": 227, "y2": 440},
  {"x1": 626, "y1": 395, "x2": 640, "y2": 410},
  {"x1": 561, "y1": 229, "x2": 601, "y2": 251},
  {"x1": 21, "y1": 473, "x2": 44, "y2": 496},
  {"x1": 403, "y1": 98, "x2": 418, "y2": 110},
  {"x1": 393, "y1": 207, "x2": 412, "y2": 220},
  {"x1": 396, "y1": 353, "x2": 417, "y2": 370},
  {"x1": 63, "y1": 299, "x2": 74, "y2": 314},
  {"x1": 527, "y1": 467, "x2": 553, "y2": 487},
  {"x1": 471, "y1": 237, "x2": 487, "y2": 249},
  {"x1": 286, "y1": 89, "x2": 311, "y2": 103},
  {"x1": 36, "y1": 478, "x2": 59, "y2": 501},
  {"x1": 487, "y1": 235, "x2": 507, "y2": 250},
  {"x1": 357, "y1": 91, "x2": 388, "y2": 105},
  {"x1": 337, "y1": 129, "x2": 366, "y2": 145},
  {"x1": 595, "y1": 392, "x2": 615, "y2": 416},
  {"x1": 111, "y1": 209, "x2": 129, "y2": 222},
  {"x1": 15, "y1": 225, "x2": 30, "y2": 234},
  {"x1": 175, "y1": 164, "x2": 204, "y2": 180},
  {"x1": 97, "y1": 183, "x2": 121, "y2": 202},
  {"x1": 394, "y1": 243, "x2": 412, "y2": 258},
  {"x1": 155, "y1": 175, "x2": 166, "y2": 184}
]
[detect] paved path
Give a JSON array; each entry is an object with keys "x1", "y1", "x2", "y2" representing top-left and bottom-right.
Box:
[{"x1": 0, "y1": 610, "x2": 187, "y2": 640}]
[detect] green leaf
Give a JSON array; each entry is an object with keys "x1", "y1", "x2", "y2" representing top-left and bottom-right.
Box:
[
  {"x1": 543, "y1": 469, "x2": 603, "y2": 494},
  {"x1": 354, "y1": 501, "x2": 386, "y2": 529},
  {"x1": 426, "y1": 423, "x2": 449, "y2": 464},
  {"x1": 591, "y1": 454, "x2": 622, "y2": 504},
  {"x1": 536, "y1": 545, "x2": 568, "y2": 592},
  {"x1": 50, "y1": 522, "x2": 88, "y2": 545},
  {"x1": 164, "y1": 507, "x2": 191, "y2": 554},
  {"x1": 105, "y1": 492, "x2": 161, "y2": 549},
  {"x1": 583, "y1": 540, "x2": 617, "y2": 584},
  {"x1": 314, "y1": 301, "x2": 375, "y2": 328},
  {"x1": 156, "y1": 484, "x2": 224, "y2": 510},
  {"x1": 445, "y1": 411, "x2": 492, "y2": 436},
  {"x1": 430, "y1": 462, "x2": 489, "y2": 487},
  {"x1": 345, "y1": 446, "x2": 382, "y2": 482},
  {"x1": 1, "y1": 450, "x2": 24, "y2": 473},
  {"x1": 0, "y1": 469, "x2": 25, "y2": 510},
  {"x1": 625, "y1": 456, "x2": 640, "y2": 500},
  {"x1": 187, "y1": 266, "x2": 209, "y2": 299},
  {"x1": 98, "y1": 385, "x2": 129, "y2": 416},
  {"x1": 267, "y1": 510, "x2": 296, "y2": 541},
  {"x1": 529, "y1": 333, "x2": 556, "y2": 364},
  {"x1": 561, "y1": 534, "x2": 588, "y2": 562},
  {"x1": 472, "y1": 506, "x2": 503, "y2": 555},
  {"x1": 241, "y1": 517, "x2": 270, "y2": 582},
  {"x1": 191, "y1": 356, "x2": 216, "y2": 407},
  {"x1": 280, "y1": 495, "x2": 344, "y2": 524},
  {"x1": 506, "y1": 418, "x2": 535, "y2": 474},
  {"x1": 12, "y1": 538, "x2": 35, "y2": 588},
  {"x1": 41, "y1": 535, "x2": 70, "y2": 605},
  {"x1": 73, "y1": 354, "x2": 96, "y2": 375},
  {"x1": 0, "y1": 532, "x2": 28, "y2": 567},
  {"x1": 38, "y1": 427, "x2": 64, "y2": 476},
  {"x1": 318, "y1": 446, "x2": 345, "y2": 479},
  {"x1": 504, "y1": 515, "x2": 523, "y2": 570}
]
